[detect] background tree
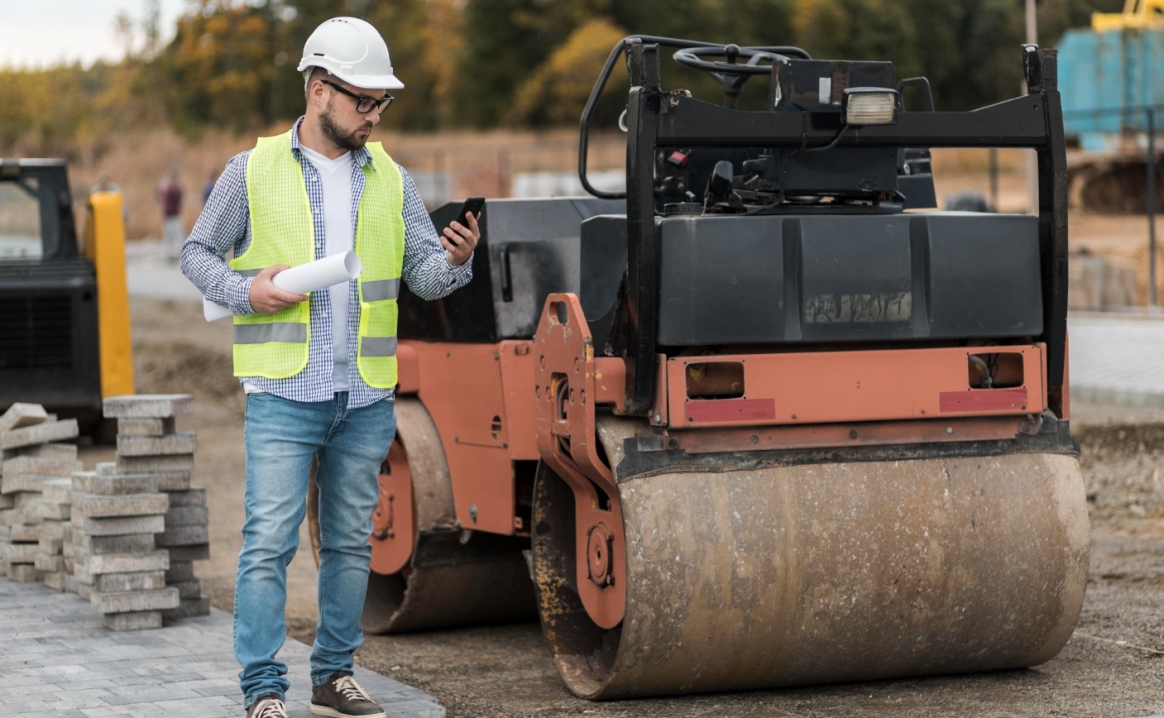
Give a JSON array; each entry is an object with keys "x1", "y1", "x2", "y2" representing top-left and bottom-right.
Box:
[
  {"x1": 507, "y1": 18, "x2": 630, "y2": 127},
  {"x1": 160, "y1": 3, "x2": 274, "y2": 133},
  {"x1": 794, "y1": 0, "x2": 922, "y2": 80},
  {"x1": 0, "y1": 0, "x2": 1132, "y2": 154},
  {"x1": 450, "y1": 0, "x2": 610, "y2": 127}
]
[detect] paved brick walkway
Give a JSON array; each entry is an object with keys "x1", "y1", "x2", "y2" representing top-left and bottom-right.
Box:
[
  {"x1": 0, "y1": 579, "x2": 444, "y2": 718},
  {"x1": 1069, "y1": 314, "x2": 1164, "y2": 407}
]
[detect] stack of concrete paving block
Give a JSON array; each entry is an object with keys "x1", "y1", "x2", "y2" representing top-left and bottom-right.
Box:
[
  {"x1": 161, "y1": 485, "x2": 211, "y2": 618},
  {"x1": 71, "y1": 466, "x2": 178, "y2": 630},
  {"x1": 35, "y1": 478, "x2": 73, "y2": 590},
  {"x1": 0, "y1": 403, "x2": 81, "y2": 584},
  {"x1": 103, "y1": 394, "x2": 210, "y2": 620},
  {"x1": 62, "y1": 499, "x2": 79, "y2": 593}
]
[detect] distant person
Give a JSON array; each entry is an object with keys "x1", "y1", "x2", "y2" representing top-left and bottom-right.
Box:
[
  {"x1": 90, "y1": 172, "x2": 128, "y2": 228},
  {"x1": 203, "y1": 170, "x2": 218, "y2": 205},
  {"x1": 89, "y1": 172, "x2": 120, "y2": 195},
  {"x1": 157, "y1": 171, "x2": 184, "y2": 261},
  {"x1": 180, "y1": 16, "x2": 480, "y2": 718}
]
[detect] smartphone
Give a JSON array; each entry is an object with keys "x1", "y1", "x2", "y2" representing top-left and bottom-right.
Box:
[{"x1": 456, "y1": 196, "x2": 485, "y2": 225}]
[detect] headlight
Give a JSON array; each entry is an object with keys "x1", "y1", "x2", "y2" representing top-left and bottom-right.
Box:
[{"x1": 842, "y1": 88, "x2": 898, "y2": 126}]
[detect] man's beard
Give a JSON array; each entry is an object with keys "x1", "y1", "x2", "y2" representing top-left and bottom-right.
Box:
[{"x1": 320, "y1": 99, "x2": 372, "y2": 152}]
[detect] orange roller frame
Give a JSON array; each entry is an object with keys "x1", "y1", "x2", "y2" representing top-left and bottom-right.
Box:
[{"x1": 668, "y1": 345, "x2": 1046, "y2": 429}]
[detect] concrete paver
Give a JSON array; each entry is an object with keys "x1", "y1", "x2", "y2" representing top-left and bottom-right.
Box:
[
  {"x1": 0, "y1": 579, "x2": 444, "y2": 718},
  {"x1": 1069, "y1": 314, "x2": 1164, "y2": 407}
]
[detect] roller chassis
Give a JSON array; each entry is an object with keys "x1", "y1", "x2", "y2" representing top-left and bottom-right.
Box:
[
  {"x1": 301, "y1": 36, "x2": 1087, "y2": 701},
  {"x1": 615, "y1": 424, "x2": 1078, "y2": 482}
]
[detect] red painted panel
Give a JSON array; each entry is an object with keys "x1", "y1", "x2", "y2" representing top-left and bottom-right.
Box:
[
  {"x1": 498, "y1": 341, "x2": 539, "y2": 460},
  {"x1": 666, "y1": 345, "x2": 1046, "y2": 428},
  {"x1": 939, "y1": 388, "x2": 1028, "y2": 413},
  {"x1": 685, "y1": 398, "x2": 776, "y2": 424},
  {"x1": 412, "y1": 342, "x2": 514, "y2": 535}
]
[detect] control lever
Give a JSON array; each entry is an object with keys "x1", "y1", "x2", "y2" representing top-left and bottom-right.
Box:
[
  {"x1": 741, "y1": 157, "x2": 770, "y2": 175},
  {"x1": 498, "y1": 244, "x2": 513, "y2": 302},
  {"x1": 704, "y1": 160, "x2": 744, "y2": 210}
]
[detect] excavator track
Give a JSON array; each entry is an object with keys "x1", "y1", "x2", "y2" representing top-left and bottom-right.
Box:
[
  {"x1": 309, "y1": 397, "x2": 536, "y2": 633},
  {"x1": 532, "y1": 415, "x2": 1089, "y2": 699}
]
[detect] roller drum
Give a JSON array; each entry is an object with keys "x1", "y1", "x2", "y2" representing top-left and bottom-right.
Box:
[
  {"x1": 533, "y1": 417, "x2": 1089, "y2": 699},
  {"x1": 363, "y1": 560, "x2": 537, "y2": 633},
  {"x1": 309, "y1": 397, "x2": 537, "y2": 634}
]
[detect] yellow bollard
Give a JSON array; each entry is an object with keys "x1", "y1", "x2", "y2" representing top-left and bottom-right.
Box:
[{"x1": 85, "y1": 192, "x2": 135, "y2": 398}]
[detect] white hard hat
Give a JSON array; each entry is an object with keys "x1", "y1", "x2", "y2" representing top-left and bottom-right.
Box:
[{"x1": 297, "y1": 17, "x2": 403, "y2": 91}]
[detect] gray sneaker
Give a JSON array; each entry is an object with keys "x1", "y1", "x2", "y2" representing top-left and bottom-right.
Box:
[
  {"x1": 310, "y1": 673, "x2": 386, "y2": 718},
  {"x1": 247, "y1": 693, "x2": 288, "y2": 718}
]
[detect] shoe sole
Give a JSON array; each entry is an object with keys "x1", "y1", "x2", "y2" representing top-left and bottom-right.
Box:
[{"x1": 308, "y1": 703, "x2": 386, "y2": 718}]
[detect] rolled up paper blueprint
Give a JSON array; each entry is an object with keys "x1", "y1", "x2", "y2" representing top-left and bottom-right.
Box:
[{"x1": 202, "y1": 251, "x2": 363, "y2": 321}]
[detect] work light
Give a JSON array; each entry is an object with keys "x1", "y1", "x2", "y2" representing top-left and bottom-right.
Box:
[{"x1": 842, "y1": 88, "x2": 898, "y2": 125}]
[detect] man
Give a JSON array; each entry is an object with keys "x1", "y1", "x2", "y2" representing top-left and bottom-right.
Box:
[
  {"x1": 90, "y1": 171, "x2": 120, "y2": 195},
  {"x1": 180, "y1": 17, "x2": 480, "y2": 718},
  {"x1": 157, "y1": 170, "x2": 184, "y2": 261},
  {"x1": 90, "y1": 171, "x2": 128, "y2": 227}
]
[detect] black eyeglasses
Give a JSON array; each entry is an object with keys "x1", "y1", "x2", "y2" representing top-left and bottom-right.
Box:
[{"x1": 321, "y1": 80, "x2": 394, "y2": 114}]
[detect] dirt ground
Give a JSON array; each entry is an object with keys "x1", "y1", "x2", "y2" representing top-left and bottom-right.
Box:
[{"x1": 82, "y1": 295, "x2": 1164, "y2": 718}]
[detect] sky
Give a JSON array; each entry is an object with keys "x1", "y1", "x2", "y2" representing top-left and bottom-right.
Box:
[{"x1": 0, "y1": 0, "x2": 188, "y2": 68}]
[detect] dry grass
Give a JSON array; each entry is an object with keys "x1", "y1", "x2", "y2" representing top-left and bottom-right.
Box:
[
  {"x1": 60, "y1": 130, "x2": 1162, "y2": 306},
  {"x1": 66, "y1": 125, "x2": 627, "y2": 241},
  {"x1": 929, "y1": 147, "x2": 1028, "y2": 175},
  {"x1": 73, "y1": 135, "x2": 1018, "y2": 241}
]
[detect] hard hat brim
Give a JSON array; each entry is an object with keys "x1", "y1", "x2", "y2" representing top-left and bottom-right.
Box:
[
  {"x1": 344, "y1": 72, "x2": 405, "y2": 91},
  {"x1": 297, "y1": 59, "x2": 405, "y2": 91}
]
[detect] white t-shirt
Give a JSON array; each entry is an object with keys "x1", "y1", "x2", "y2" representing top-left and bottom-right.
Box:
[{"x1": 298, "y1": 145, "x2": 355, "y2": 391}]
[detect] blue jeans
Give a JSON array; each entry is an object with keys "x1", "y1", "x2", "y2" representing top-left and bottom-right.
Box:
[{"x1": 234, "y1": 392, "x2": 395, "y2": 708}]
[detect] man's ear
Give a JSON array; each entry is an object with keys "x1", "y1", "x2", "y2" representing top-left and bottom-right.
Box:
[
  {"x1": 305, "y1": 69, "x2": 328, "y2": 107},
  {"x1": 308, "y1": 81, "x2": 329, "y2": 112}
]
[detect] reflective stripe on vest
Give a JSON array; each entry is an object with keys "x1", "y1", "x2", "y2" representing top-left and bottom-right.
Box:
[
  {"x1": 361, "y1": 278, "x2": 400, "y2": 302},
  {"x1": 234, "y1": 323, "x2": 308, "y2": 344},
  {"x1": 230, "y1": 130, "x2": 404, "y2": 387},
  {"x1": 360, "y1": 336, "x2": 398, "y2": 357},
  {"x1": 353, "y1": 140, "x2": 405, "y2": 389}
]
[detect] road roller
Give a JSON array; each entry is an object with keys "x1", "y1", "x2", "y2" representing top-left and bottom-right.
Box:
[{"x1": 309, "y1": 36, "x2": 1088, "y2": 699}]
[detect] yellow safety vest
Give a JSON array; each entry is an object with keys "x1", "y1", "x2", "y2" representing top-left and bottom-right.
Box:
[{"x1": 231, "y1": 130, "x2": 404, "y2": 388}]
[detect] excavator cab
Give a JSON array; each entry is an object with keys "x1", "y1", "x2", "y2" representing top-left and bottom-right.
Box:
[{"x1": 0, "y1": 159, "x2": 133, "y2": 432}]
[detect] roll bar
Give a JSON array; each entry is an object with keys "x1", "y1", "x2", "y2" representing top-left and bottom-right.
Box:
[{"x1": 577, "y1": 35, "x2": 810, "y2": 199}]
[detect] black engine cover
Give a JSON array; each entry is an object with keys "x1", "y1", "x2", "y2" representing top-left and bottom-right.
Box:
[{"x1": 580, "y1": 212, "x2": 1043, "y2": 349}]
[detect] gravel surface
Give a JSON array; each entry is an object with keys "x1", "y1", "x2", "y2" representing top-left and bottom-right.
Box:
[{"x1": 84, "y1": 298, "x2": 1164, "y2": 718}]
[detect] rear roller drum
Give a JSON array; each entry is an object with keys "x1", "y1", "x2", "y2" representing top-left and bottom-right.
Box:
[
  {"x1": 309, "y1": 397, "x2": 536, "y2": 633},
  {"x1": 532, "y1": 415, "x2": 1089, "y2": 699}
]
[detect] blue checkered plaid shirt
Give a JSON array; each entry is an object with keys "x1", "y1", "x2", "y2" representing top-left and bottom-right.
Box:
[{"x1": 180, "y1": 118, "x2": 472, "y2": 408}]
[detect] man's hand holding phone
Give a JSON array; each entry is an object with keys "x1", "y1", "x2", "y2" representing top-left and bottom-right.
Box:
[{"x1": 443, "y1": 196, "x2": 483, "y2": 266}]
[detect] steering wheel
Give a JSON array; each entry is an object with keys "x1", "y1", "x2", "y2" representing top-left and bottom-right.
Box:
[
  {"x1": 673, "y1": 44, "x2": 782, "y2": 74},
  {"x1": 672, "y1": 45, "x2": 786, "y2": 108}
]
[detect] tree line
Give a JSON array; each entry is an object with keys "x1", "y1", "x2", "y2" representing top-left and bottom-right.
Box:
[{"x1": 0, "y1": 0, "x2": 1121, "y2": 155}]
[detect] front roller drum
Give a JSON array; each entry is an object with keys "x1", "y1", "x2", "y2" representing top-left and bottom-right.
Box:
[
  {"x1": 308, "y1": 397, "x2": 536, "y2": 634},
  {"x1": 532, "y1": 422, "x2": 1089, "y2": 699}
]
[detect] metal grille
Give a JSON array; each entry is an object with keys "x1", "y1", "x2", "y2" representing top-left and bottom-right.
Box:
[{"x1": 0, "y1": 296, "x2": 72, "y2": 368}]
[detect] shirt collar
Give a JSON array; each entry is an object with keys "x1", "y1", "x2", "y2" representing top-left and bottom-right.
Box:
[{"x1": 290, "y1": 116, "x2": 374, "y2": 170}]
